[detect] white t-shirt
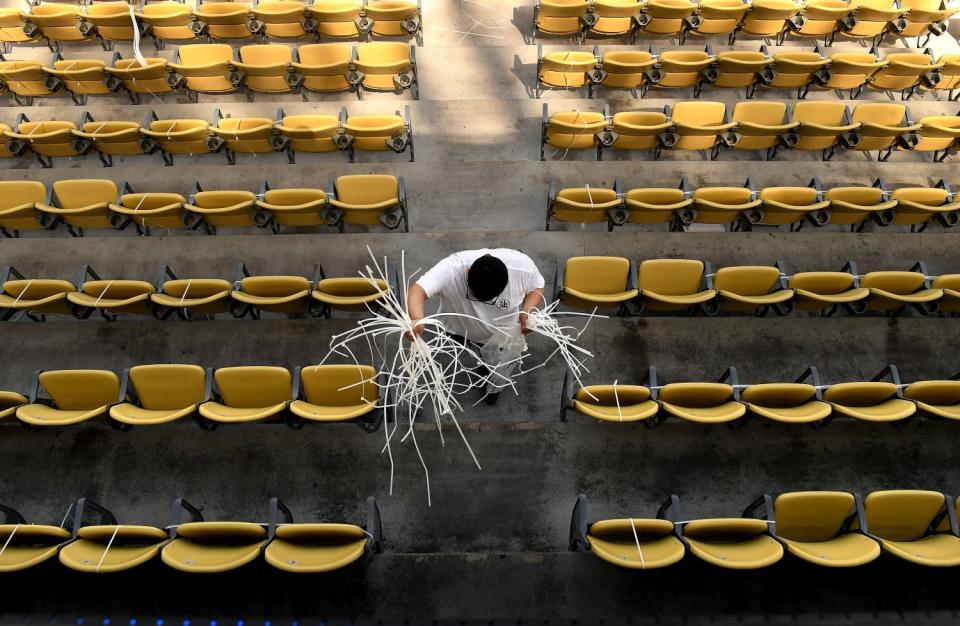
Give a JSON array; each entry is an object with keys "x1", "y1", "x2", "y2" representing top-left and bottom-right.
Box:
[{"x1": 416, "y1": 248, "x2": 545, "y2": 344}]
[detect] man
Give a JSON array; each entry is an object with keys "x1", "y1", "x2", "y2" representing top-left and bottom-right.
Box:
[{"x1": 407, "y1": 249, "x2": 545, "y2": 405}]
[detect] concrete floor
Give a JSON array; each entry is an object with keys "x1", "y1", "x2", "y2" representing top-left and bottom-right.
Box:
[{"x1": 1, "y1": 0, "x2": 960, "y2": 623}]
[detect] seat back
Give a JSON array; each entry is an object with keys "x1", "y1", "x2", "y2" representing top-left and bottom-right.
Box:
[
  {"x1": 0, "y1": 181, "x2": 46, "y2": 211},
  {"x1": 193, "y1": 190, "x2": 257, "y2": 208},
  {"x1": 864, "y1": 490, "x2": 945, "y2": 541},
  {"x1": 214, "y1": 366, "x2": 291, "y2": 408},
  {"x1": 40, "y1": 369, "x2": 120, "y2": 410},
  {"x1": 239, "y1": 44, "x2": 293, "y2": 65},
  {"x1": 177, "y1": 43, "x2": 234, "y2": 66},
  {"x1": 714, "y1": 266, "x2": 780, "y2": 295},
  {"x1": 241, "y1": 275, "x2": 311, "y2": 297},
  {"x1": 672, "y1": 100, "x2": 726, "y2": 127},
  {"x1": 774, "y1": 491, "x2": 853, "y2": 542},
  {"x1": 300, "y1": 364, "x2": 378, "y2": 406},
  {"x1": 539, "y1": 0, "x2": 591, "y2": 17},
  {"x1": 740, "y1": 383, "x2": 817, "y2": 408},
  {"x1": 296, "y1": 43, "x2": 352, "y2": 69},
  {"x1": 859, "y1": 270, "x2": 924, "y2": 293},
  {"x1": 565, "y1": 257, "x2": 630, "y2": 295},
  {"x1": 788, "y1": 271, "x2": 855, "y2": 294},
  {"x1": 638, "y1": 259, "x2": 704, "y2": 295},
  {"x1": 263, "y1": 188, "x2": 326, "y2": 206},
  {"x1": 822, "y1": 381, "x2": 897, "y2": 406},
  {"x1": 161, "y1": 278, "x2": 231, "y2": 299},
  {"x1": 53, "y1": 180, "x2": 118, "y2": 209},
  {"x1": 3, "y1": 279, "x2": 75, "y2": 300},
  {"x1": 176, "y1": 521, "x2": 267, "y2": 544},
  {"x1": 335, "y1": 175, "x2": 398, "y2": 205},
  {"x1": 658, "y1": 382, "x2": 733, "y2": 407},
  {"x1": 129, "y1": 364, "x2": 206, "y2": 410}
]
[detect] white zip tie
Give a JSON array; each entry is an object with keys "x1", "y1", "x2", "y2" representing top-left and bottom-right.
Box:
[
  {"x1": 95, "y1": 525, "x2": 120, "y2": 573},
  {"x1": 60, "y1": 502, "x2": 75, "y2": 528},
  {"x1": 128, "y1": 4, "x2": 147, "y2": 67},
  {"x1": 629, "y1": 518, "x2": 645, "y2": 569},
  {"x1": 12, "y1": 279, "x2": 33, "y2": 308},
  {"x1": 0, "y1": 524, "x2": 19, "y2": 559},
  {"x1": 613, "y1": 379, "x2": 623, "y2": 423},
  {"x1": 93, "y1": 280, "x2": 114, "y2": 307},
  {"x1": 179, "y1": 278, "x2": 192, "y2": 314}
]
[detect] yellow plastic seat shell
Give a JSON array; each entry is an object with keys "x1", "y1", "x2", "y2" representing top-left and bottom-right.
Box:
[
  {"x1": 0, "y1": 60, "x2": 62, "y2": 99},
  {"x1": 234, "y1": 44, "x2": 294, "y2": 94},
  {"x1": 552, "y1": 186, "x2": 620, "y2": 224},
  {"x1": 366, "y1": 0, "x2": 420, "y2": 37},
  {"x1": 788, "y1": 272, "x2": 868, "y2": 309},
  {"x1": 766, "y1": 51, "x2": 830, "y2": 90},
  {"x1": 211, "y1": 117, "x2": 276, "y2": 154},
  {"x1": 688, "y1": 0, "x2": 751, "y2": 36},
  {"x1": 658, "y1": 383, "x2": 745, "y2": 423},
  {"x1": 73, "y1": 121, "x2": 143, "y2": 157},
  {"x1": 168, "y1": 44, "x2": 236, "y2": 93},
  {"x1": 573, "y1": 385, "x2": 658, "y2": 422},
  {"x1": 355, "y1": 42, "x2": 414, "y2": 92},
  {"x1": 774, "y1": 491, "x2": 880, "y2": 567},
  {"x1": 670, "y1": 101, "x2": 735, "y2": 151},
  {"x1": 913, "y1": 116, "x2": 960, "y2": 154},
  {"x1": 59, "y1": 525, "x2": 169, "y2": 573},
  {"x1": 600, "y1": 51, "x2": 657, "y2": 90},
  {"x1": 0, "y1": 525, "x2": 71, "y2": 572},
  {"x1": 45, "y1": 59, "x2": 113, "y2": 96},
  {"x1": 308, "y1": 0, "x2": 363, "y2": 38},
  {"x1": 637, "y1": 258, "x2": 714, "y2": 311},
  {"x1": 84, "y1": 2, "x2": 137, "y2": 41},
  {"x1": 611, "y1": 112, "x2": 672, "y2": 151},
  {"x1": 561, "y1": 256, "x2": 638, "y2": 310},
  {"x1": 36, "y1": 179, "x2": 119, "y2": 231},
  {"x1": 109, "y1": 364, "x2": 207, "y2": 426},
  {"x1": 792, "y1": 101, "x2": 860, "y2": 151},
  {"x1": 757, "y1": 187, "x2": 831, "y2": 226},
  {"x1": 589, "y1": 0, "x2": 643, "y2": 35},
  {"x1": 0, "y1": 278, "x2": 76, "y2": 316},
  {"x1": 26, "y1": 3, "x2": 91, "y2": 44},
  {"x1": 290, "y1": 364, "x2": 379, "y2": 422},
  {"x1": 623, "y1": 188, "x2": 693, "y2": 226},
  {"x1": 682, "y1": 518, "x2": 783, "y2": 569},
  {"x1": 312, "y1": 278, "x2": 389, "y2": 312},
  {"x1": 253, "y1": 0, "x2": 309, "y2": 38},
  {"x1": 276, "y1": 115, "x2": 340, "y2": 153},
  {"x1": 714, "y1": 266, "x2": 793, "y2": 310},
  {"x1": 265, "y1": 524, "x2": 368, "y2": 573},
  {"x1": 0, "y1": 180, "x2": 47, "y2": 233},
  {"x1": 292, "y1": 44, "x2": 352, "y2": 93},
  {"x1": 109, "y1": 193, "x2": 187, "y2": 230},
  {"x1": 860, "y1": 271, "x2": 942, "y2": 310},
  {"x1": 184, "y1": 190, "x2": 258, "y2": 228},
  {"x1": 899, "y1": 0, "x2": 959, "y2": 37},
  {"x1": 68, "y1": 280, "x2": 156, "y2": 316},
  {"x1": 199, "y1": 366, "x2": 292, "y2": 423},
  {"x1": 151, "y1": 279, "x2": 233, "y2": 313},
  {"x1": 194, "y1": 1, "x2": 254, "y2": 39},
  {"x1": 865, "y1": 490, "x2": 960, "y2": 566},
  {"x1": 257, "y1": 188, "x2": 328, "y2": 226},
  {"x1": 824, "y1": 187, "x2": 898, "y2": 226},
  {"x1": 890, "y1": 187, "x2": 960, "y2": 227},
  {"x1": 17, "y1": 369, "x2": 121, "y2": 427},
  {"x1": 657, "y1": 51, "x2": 714, "y2": 89},
  {"x1": 732, "y1": 101, "x2": 797, "y2": 151},
  {"x1": 586, "y1": 519, "x2": 685, "y2": 569},
  {"x1": 932, "y1": 274, "x2": 960, "y2": 313},
  {"x1": 738, "y1": 0, "x2": 800, "y2": 37},
  {"x1": 161, "y1": 522, "x2": 268, "y2": 573},
  {"x1": 233, "y1": 275, "x2": 312, "y2": 312},
  {"x1": 330, "y1": 175, "x2": 401, "y2": 225},
  {"x1": 536, "y1": 0, "x2": 590, "y2": 35},
  {"x1": 545, "y1": 110, "x2": 607, "y2": 151},
  {"x1": 741, "y1": 383, "x2": 832, "y2": 423},
  {"x1": 0, "y1": 391, "x2": 27, "y2": 419},
  {"x1": 903, "y1": 380, "x2": 960, "y2": 420},
  {"x1": 6, "y1": 121, "x2": 78, "y2": 158},
  {"x1": 693, "y1": 187, "x2": 761, "y2": 224},
  {"x1": 107, "y1": 58, "x2": 174, "y2": 96},
  {"x1": 642, "y1": 0, "x2": 697, "y2": 34},
  {"x1": 0, "y1": 9, "x2": 38, "y2": 45},
  {"x1": 141, "y1": 119, "x2": 212, "y2": 155},
  {"x1": 822, "y1": 382, "x2": 916, "y2": 422},
  {"x1": 540, "y1": 51, "x2": 597, "y2": 90},
  {"x1": 135, "y1": 3, "x2": 198, "y2": 42},
  {"x1": 342, "y1": 114, "x2": 405, "y2": 152}
]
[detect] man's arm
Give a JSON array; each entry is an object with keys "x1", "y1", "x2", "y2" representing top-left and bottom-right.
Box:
[
  {"x1": 519, "y1": 287, "x2": 545, "y2": 335},
  {"x1": 406, "y1": 283, "x2": 428, "y2": 338}
]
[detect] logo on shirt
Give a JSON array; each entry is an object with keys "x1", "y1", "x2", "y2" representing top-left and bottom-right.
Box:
[{"x1": 495, "y1": 298, "x2": 510, "y2": 310}]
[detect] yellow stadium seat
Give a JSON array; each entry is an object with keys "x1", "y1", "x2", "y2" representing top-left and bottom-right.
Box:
[
  {"x1": 545, "y1": 177, "x2": 623, "y2": 229},
  {"x1": 23, "y1": 3, "x2": 100, "y2": 50},
  {"x1": 162, "y1": 501, "x2": 267, "y2": 573},
  {"x1": 650, "y1": 47, "x2": 714, "y2": 96},
  {"x1": 139, "y1": 111, "x2": 215, "y2": 165},
  {"x1": 194, "y1": 1, "x2": 254, "y2": 39},
  {"x1": 0, "y1": 265, "x2": 75, "y2": 319},
  {"x1": 607, "y1": 108, "x2": 672, "y2": 157},
  {"x1": 733, "y1": 0, "x2": 800, "y2": 42},
  {"x1": 675, "y1": 494, "x2": 783, "y2": 568},
  {"x1": 340, "y1": 105, "x2": 414, "y2": 162},
  {"x1": 255, "y1": 182, "x2": 328, "y2": 229},
  {"x1": 290, "y1": 364, "x2": 380, "y2": 425},
  {"x1": 233, "y1": 43, "x2": 295, "y2": 98},
  {"x1": 562, "y1": 368, "x2": 659, "y2": 423},
  {"x1": 83, "y1": 2, "x2": 137, "y2": 45},
  {"x1": 43, "y1": 55, "x2": 120, "y2": 105},
  {"x1": 168, "y1": 43, "x2": 240, "y2": 99},
  {"x1": 691, "y1": 182, "x2": 761, "y2": 227},
  {"x1": 635, "y1": 0, "x2": 696, "y2": 36},
  {"x1": 365, "y1": 0, "x2": 422, "y2": 42},
  {"x1": 743, "y1": 376, "x2": 833, "y2": 424},
  {"x1": 910, "y1": 115, "x2": 960, "y2": 162},
  {"x1": 58, "y1": 498, "x2": 168, "y2": 573},
  {"x1": 773, "y1": 492, "x2": 880, "y2": 566},
  {"x1": 823, "y1": 366, "x2": 916, "y2": 422},
  {"x1": 618, "y1": 180, "x2": 696, "y2": 228},
  {"x1": 863, "y1": 490, "x2": 960, "y2": 566},
  {"x1": 791, "y1": 101, "x2": 859, "y2": 159},
  {"x1": 784, "y1": 0, "x2": 853, "y2": 45},
  {"x1": 661, "y1": 100, "x2": 735, "y2": 159},
  {"x1": 71, "y1": 112, "x2": 143, "y2": 168},
  {"x1": 253, "y1": 0, "x2": 309, "y2": 38},
  {"x1": 209, "y1": 110, "x2": 279, "y2": 164},
  {"x1": 183, "y1": 183, "x2": 258, "y2": 231},
  {"x1": 536, "y1": 45, "x2": 598, "y2": 98},
  {"x1": 275, "y1": 112, "x2": 340, "y2": 162},
  {"x1": 4, "y1": 114, "x2": 79, "y2": 168},
  {"x1": 533, "y1": 0, "x2": 590, "y2": 40},
  {"x1": 762, "y1": 49, "x2": 829, "y2": 99},
  {"x1": 0, "y1": 9, "x2": 39, "y2": 51},
  {"x1": 656, "y1": 369, "x2": 745, "y2": 424},
  {"x1": 753, "y1": 180, "x2": 832, "y2": 229},
  {"x1": 899, "y1": 0, "x2": 958, "y2": 44},
  {"x1": 110, "y1": 364, "x2": 209, "y2": 427},
  {"x1": 0, "y1": 181, "x2": 47, "y2": 237},
  {"x1": 681, "y1": 0, "x2": 751, "y2": 44},
  {"x1": 730, "y1": 101, "x2": 797, "y2": 159},
  {"x1": 310, "y1": 264, "x2": 389, "y2": 317},
  {"x1": 712, "y1": 263, "x2": 794, "y2": 314},
  {"x1": 860, "y1": 263, "x2": 942, "y2": 314},
  {"x1": 150, "y1": 266, "x2": 233, "y2": 319},
  {"x1": 0, "y1": 389, "x2": 27, "y2": 418},
  {"x1": 890, "y1": 181, "x2": 959, "y2": 230},
  {"x1": 307, "y1": 0, "x2": 363, "y2": 39},
  {"x1": 834, "y1": 0, "x2": 908, "y2": 46},
  {"x1": 933, "y1": 274, "x2": 960, "y2": 313},
  {"x1": 824, "y1": 182, "x2": 897, "y2": 229},
  {"x1": 135, "y1": 2, "x2": 198, "y2": 48},
  {"x1": 108, "y1": 183, "x2": 187, "y2": 235},
  {"x1": 67, "y1": 265, "x2": 156, "y2": 319},
  {"x1": 847, "y1": 102, "x2": 921, "y2": 161},
  {"x1": 820, "y1": 51, "x2": 887, "y2": 99},
  {"x1": 354, "y1": 42, "x2": 418, "y2": 99},
  {"x1": 586, "y1": 0, "x2": 642, "y2": 39},
  {"x1": 264, "y1": 497, "x2": 381, "y2": 572},
  {"x1": 635, "y1": 258, "x2": 715, "y2": 313},
  {"x1": 554, "y1": 256, "x2": 638, "y2": 314},
  {"x1": 924, "y1": 54, "x2": 960, "y2": 101},
  {"x1": 0, "y1": 58, "x2": 66, "y2": 105},
  {"x1": 230, "y1": 264, "x2": 313, "y2": 317},
  {"x1": 198, "y1": 366, "x2": 292, "y2": 425},
  {"x1": 291, "y1": 43, "x2": 354, "y2": 96},
  {"x1": 598, "y1": 49, "x2": 657, "y2": 97},
  {"x1": 789, "y1": 262, "x2": 869, "y2": 314},
  {"x1": 868, "y1": 50, "x2": 943, "y2": 99},
  {"x1": 569, "y1": 495, "x2": 685, "y2": 568},
  {"x1": 0, "y1": 507, "x2": 71, "y2": 571},
  {"x1": 903, "y1": 378, "x2": 960, "y2": 419},
  {"x1": 17, "y1": 368, "x2": 121, "y2": 427},
  {"x1": 712, "y1": 48, "x2": 775, "y2": 97},
  {"x1": 329, "y1": 174, "x2": 408, "y2": 231},
  {"x1": 106, "y1": 54, "x2": 178, "y2": 105},
  {"x1": 36, "y1": 179, "x2": 119, "y2": 236}
]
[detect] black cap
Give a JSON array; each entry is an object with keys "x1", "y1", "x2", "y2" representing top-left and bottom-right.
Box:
[{"x1": 468, "y1": 254, "x2": 508, "y2": 302}]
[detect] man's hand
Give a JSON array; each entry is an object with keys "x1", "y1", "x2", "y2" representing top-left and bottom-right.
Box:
[
  {"x1": 520, "y1": 310, "x2": 533, "y2": 335},
  {"x1": 404, "y1": 319, "x2": 425, "y2": 341}
]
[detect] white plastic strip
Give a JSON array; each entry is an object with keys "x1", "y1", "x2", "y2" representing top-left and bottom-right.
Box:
[
  {"x1": 95, "y1": 525, "x2": 120, "y2": 574},
  {"x1": 0, "y1": 524, "x2": 19, "y2": 559}
]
